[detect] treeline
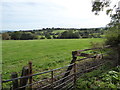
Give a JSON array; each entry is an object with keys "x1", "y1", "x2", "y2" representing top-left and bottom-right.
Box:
[{"x1": 1, "y1": 28, "x2": 107, "y2": 40}]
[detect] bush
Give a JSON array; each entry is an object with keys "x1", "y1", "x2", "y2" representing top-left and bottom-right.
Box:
[
  {"x1": 60, "y1": 31, "x2": 80, "y2": 39},
  {"x1": 76, "y1": 66, "x2": 120, "y2": 89},
  {"x1": 33, "y1": 35, "x2": 39, "y2": 39},
  {"x1": 45, "y1": 33, "x2": 51, "y2": 39},
  {"x1": 90, "y1": 42, "x2": 104, "y2": 48},
  {"x1": 11, "y1": 32, "x2": 22, "y2": 40},
  {"x1": 53, "y1": 35, "x2": 56, "y2": 39},
  {"x1": 105, "y1": 29, "x2": 120, "y2": 46},
  {"x1": 2, "y1": 33, "x2": 11, "y2": 40},
  {"x1": 40, "y1": 36, "x2": 45, "y2": 39},
  {"x1": 20, "y1": 32, "x2": 35, "y2": 40}
]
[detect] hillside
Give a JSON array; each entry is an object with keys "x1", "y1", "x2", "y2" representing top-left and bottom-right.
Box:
[{"x1": 1, "y1": 28, "x2": 107, "y2": 40}]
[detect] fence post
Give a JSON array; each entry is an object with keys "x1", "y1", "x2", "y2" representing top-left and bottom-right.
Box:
[
  {"x1": 29, "y1": 61, "x2": 32, "y2": 90},
  {"x1": 51, "y1": 71, "x2": 54, "y2": 90},
  {"x1": 11, "y1": 72, "x2": 18, "y2": 90},
  {"x1": 73, "y1": 62, "x2": 77, "y2": 89},
  {"x1": 62, "y1": 51, "x2": 77, "y2": 83},
  {"x1": 20, "y1": 66, "x2": 29, "y2": 90}
]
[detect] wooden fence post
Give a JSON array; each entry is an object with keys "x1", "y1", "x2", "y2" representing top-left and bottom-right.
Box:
[
  {"x1": 73, "y1": 62, "x2": 77, "y2": 89},
  {"x1": 62, "y1": 51, "x2": 77, "y2": 83},
  {"x1": 51, "y1": 71, "x2": 54, "y2": 90},
  {"x1": 29, "y1": 61, "x2": 32, "y2": 90},
  {"x1": 11, "y1": 72, "x2": 18, "y2": 90},
  {"x1": 20, "y1": 66, "x2": 29, "y2": 90}
]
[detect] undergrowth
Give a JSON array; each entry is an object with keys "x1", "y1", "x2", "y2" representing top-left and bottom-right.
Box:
[{"x1": 76, "y1": 62, "x2": 120, "y2": 89}]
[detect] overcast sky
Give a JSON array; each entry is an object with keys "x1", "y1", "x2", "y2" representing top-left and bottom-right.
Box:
[{"x1": 1, "y1": 0, "x2": 117, "y2": 31}]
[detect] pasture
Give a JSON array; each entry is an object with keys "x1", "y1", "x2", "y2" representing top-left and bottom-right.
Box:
[{"x1": 2, "y1": 38, "x2": 103, "y2": 79}]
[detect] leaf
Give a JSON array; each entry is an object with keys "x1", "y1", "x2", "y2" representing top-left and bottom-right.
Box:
[{"x1": 106, "y1": 9, "x2": 113, "y2": 15}]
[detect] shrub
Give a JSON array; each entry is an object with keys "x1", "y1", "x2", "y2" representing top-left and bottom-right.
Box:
[
  {"x1": 45, "y1": 33, "x2": 51, "y2": 39},
  {"x1": 2, "y1": 33, "x2": 11, "y2": 40},
  {"x1": 40, "y1": 36, "x2": 45, "y2": 39},
  {"x1": 105, "y1": 29, "x2": 120, "y2": 46},
  {"x1": 20, "y1": 32, "x2": 35, "y2": 40}
]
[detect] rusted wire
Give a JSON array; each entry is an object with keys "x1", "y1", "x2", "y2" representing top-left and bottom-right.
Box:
[
  {"x1": 2, "y1": 63, "x2": 74, "y2": 83},
  {"x1": 53, "y1": 75, "x2": 74, "y2": 89},
  {"x1": 61, "y1": 80, "x2": 74, "y2": 89}
]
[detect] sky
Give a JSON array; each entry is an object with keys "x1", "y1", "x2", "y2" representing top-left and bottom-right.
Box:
[{"x1": 1, "y1": 0, "x2": 118, "y2": 31}]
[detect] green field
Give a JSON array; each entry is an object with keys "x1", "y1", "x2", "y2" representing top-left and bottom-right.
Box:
[{"x1": 2, "y1": 38, "x2": 103, "y2": 79}]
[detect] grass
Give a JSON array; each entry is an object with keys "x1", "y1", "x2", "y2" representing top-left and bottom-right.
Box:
[{"x1": 2, "y1": 38, "x2": 103, "y2": 79}]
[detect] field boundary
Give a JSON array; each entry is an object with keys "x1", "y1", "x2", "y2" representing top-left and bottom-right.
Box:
[{"x1": 2, "y1": 46, "x2": 111, "y2": 90}]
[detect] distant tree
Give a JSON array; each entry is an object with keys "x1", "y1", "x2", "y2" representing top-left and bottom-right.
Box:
[
  {"x1": 20, "y1": 32, "x2": 35, "y2": 40},
  {"x1": 45, "y1": 33, "x2": 51, "y2": 39},
  {"x1": 73, "y1": 32, "x2": 81, "y2": 38},
  {"x1": 11, "y1": 32, "x2": 22, "y2": 40},
  {"x1": 33, "y1": 35, "x2": 39, "y2": 39},
  {"x1": 52, "y1": 27, "x2": 54, "y2": 30},
  {"x1": 53, "y1": 35, "x2": 56, "y2": 39},
  {"x1": 60, "y1": 31, "x2": 69, "y2": 39},
  {"x1": 40, "y1": 36, "x2": 45, "y2": 39},
  {"x1": 60, "y1": 30, "x2": 80, "y2": 39},
  {"x1": 57, "y1": 33, "x2": 61, "y2": 39},
  {"x1": 2, "y1": 33, "x2": 11, "y2": 40}
]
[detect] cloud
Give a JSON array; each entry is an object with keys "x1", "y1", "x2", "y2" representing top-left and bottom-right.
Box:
[{"x1": 1, "y1": 0, "x2": 111, "y2": 30}]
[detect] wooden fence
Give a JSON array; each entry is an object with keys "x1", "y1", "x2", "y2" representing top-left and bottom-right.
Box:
[{"x1": 2, "y1": 46, "x2": 110, "y2": 90}]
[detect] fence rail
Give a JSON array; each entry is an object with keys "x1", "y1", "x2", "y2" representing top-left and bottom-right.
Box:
[{"x1": 2, "y1": 46, "x2": 110, "y2": 90}]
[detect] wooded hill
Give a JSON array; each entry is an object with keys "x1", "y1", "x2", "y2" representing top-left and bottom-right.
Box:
[{"x1": 2, "y1": 27, "x2": 107, "y2": 40}]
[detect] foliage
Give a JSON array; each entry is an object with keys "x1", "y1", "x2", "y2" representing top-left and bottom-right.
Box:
[
  {"x1": 90, "y1": 41, "x2": 105, "y2": 49},
  {"x1": 2, "y1": 28, "x2": 106, "y2": 40},
  {"x1": 92, "y1": 0, "x2": 120, "y2": 46},
  {"x1": 92, "y1": 0, "x2": 110, "y2": 15},
  {"x1": 2, "y1": 33, "x2": 11, "y2": 40},
  {"x1": 105, "y1": 28, "x2": 120, "y2": 46},
  {"x1": 76, "y1": 65, "x2": 120, "y2": 89},
  {"x1": 92, "y1": 0, "x2": 120, "y2": 66},
  {"x1": 40, "y1": 36, "x2": 45, "y2": 39},
  {"x1": 59, "y1": 30, "x2": 80, "y2": 39},
  {"x1": 45, "y1": 33, "x2": 51, "y2": 39},
  {"x1": 10, "y1": 32, "x2": 38, "y2": 40},
  {"x1": 11, "y1": 32, "x2": 22, "y2": 40},
  {"x1": 52, "y1": 35, "x2": 56, "y2": 39}
]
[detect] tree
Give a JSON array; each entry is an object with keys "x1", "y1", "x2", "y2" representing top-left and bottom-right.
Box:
[
  {"x1": 92, "y1": 0, "x2": 120, "y2": 65},
  {"x1": 45, "y1": 33, "x2": 51, "y2": 39},
  {"x1": 20, "y1": 32, "x2": 35, "y2": 40},
  {"x1": 53, "y1": 35, "x2": 56, "y2": 39},
  {"x1": 11, "y1": 32, "x2": 22, "y2": 40},
  {"x1": 60, "y1": 30, "x2": 80, "y2": 39},
  {"x1": 40, "y1": 36, "x2": 45, "y2": 39},
  {"x1": 92, "y1": 0, "x2": 120, "y2": 45},
  {"x1": 2, "y1": 33, "x2": 11, "y2": 40}
]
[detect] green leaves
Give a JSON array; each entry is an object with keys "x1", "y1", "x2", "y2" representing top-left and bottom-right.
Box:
[
  {"x1": 92, "y1": 0, "x2": 110, "y2": 15},
  {"x1": 77, "y1": 66, "x2": 120, "y2": 89},
  {"x1": 106, "y1": 9, "x2": 113, "y2": 15}
]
